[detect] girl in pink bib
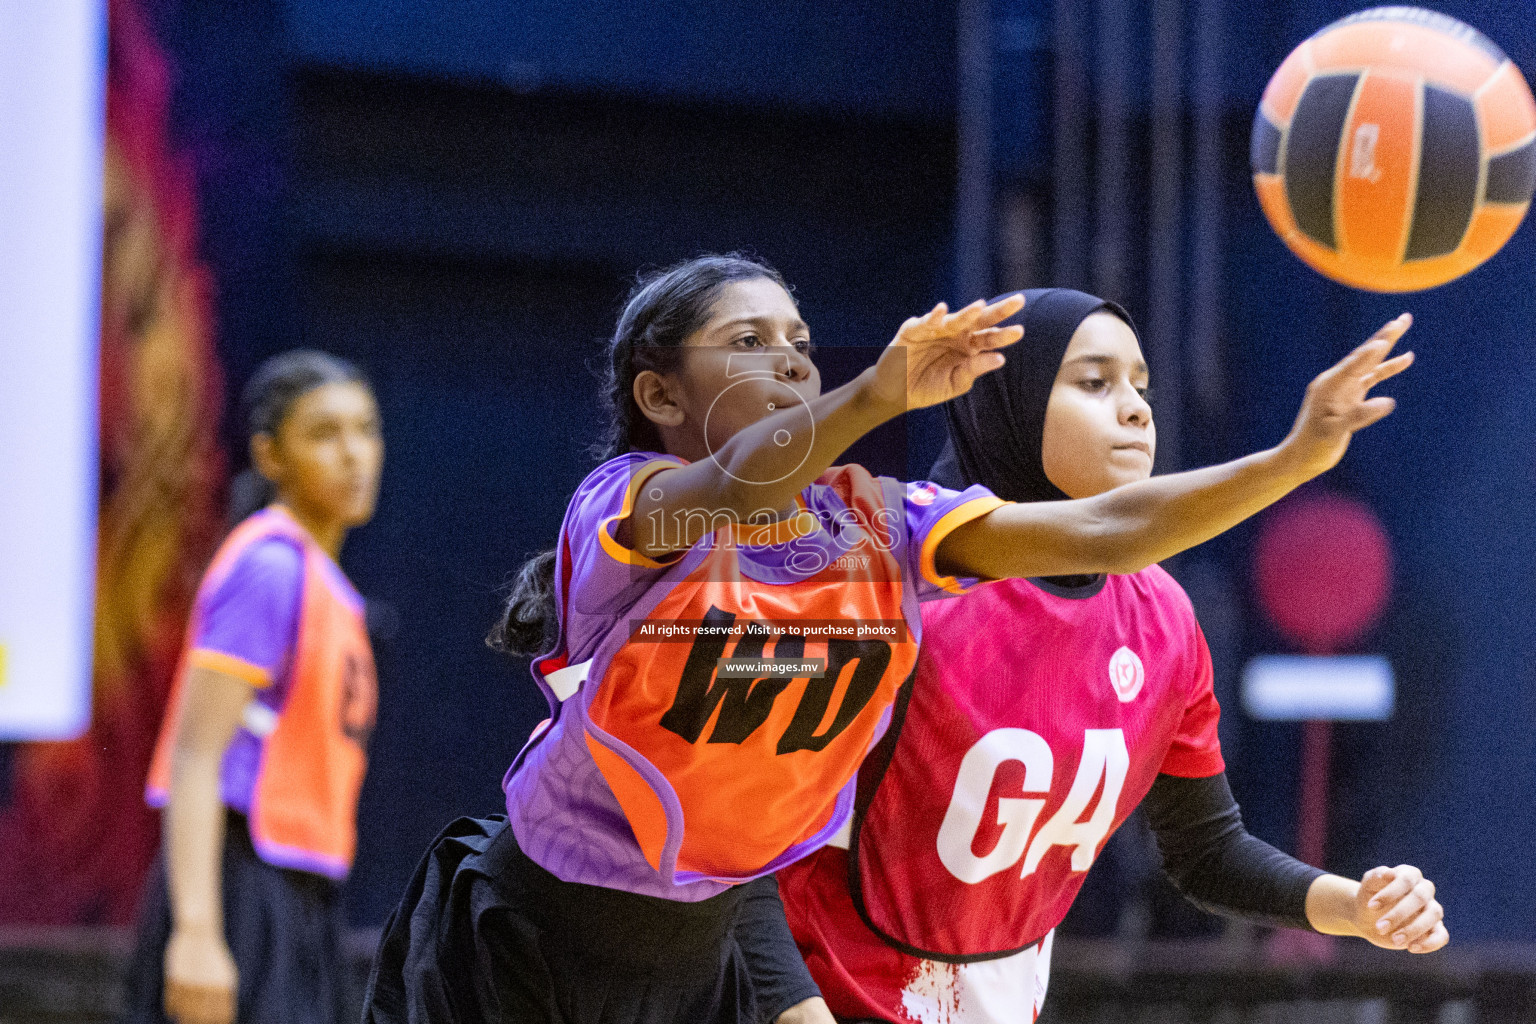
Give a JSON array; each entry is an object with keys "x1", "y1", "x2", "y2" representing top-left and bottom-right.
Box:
[{"x1": 778, "y1": 290, "x2": 1447, "y2": 1024}]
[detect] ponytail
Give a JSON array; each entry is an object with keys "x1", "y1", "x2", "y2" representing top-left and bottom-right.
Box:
[
  {"x1": 487, "y1": 548, "x2": 559, "y2": 658},
  {"x1": 227, "y1": 468, "x2": 278, "y2": 529},
  {"x1": 493, "y1": 254, "x2": 789, "y2": 658}
]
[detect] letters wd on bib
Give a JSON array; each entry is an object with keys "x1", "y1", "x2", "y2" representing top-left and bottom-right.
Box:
[{"x1": 0, "y1": 1, "x2": 105, "y2": 741}]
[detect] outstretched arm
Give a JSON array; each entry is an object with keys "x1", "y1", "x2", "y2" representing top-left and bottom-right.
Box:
[
  {"x1": 936, "y1": 315, "x2": 1414, "y2": 580},
  {"x1": 1142, "y1": 772, "x2": 1447, "y2": 953},
  {"x1": 627, "y1": 296, "x2": 1026, "y2": 559}
]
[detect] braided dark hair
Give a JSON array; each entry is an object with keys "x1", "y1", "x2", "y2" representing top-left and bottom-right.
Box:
[
  {"x1": 490, "y1": 254, "x2": 788, "y2": 658},
  {"x1": 229, "y1": 350, "x2": 371, "y2": 526}
]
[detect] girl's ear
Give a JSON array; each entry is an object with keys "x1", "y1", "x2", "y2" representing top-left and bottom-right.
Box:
[
  {"x1": 250, "y1": 432, "x2": 283, "y2": 485},
  {"x1": 633, "y1": 369, "x2": 686, "y2": 429}
]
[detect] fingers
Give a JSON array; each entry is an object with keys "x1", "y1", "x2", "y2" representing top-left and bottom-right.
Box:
[
  {"x1": 1330, "y1": 313, "x2": 1413, "y2": 377},
  {"x1": 1410, "y1": 921, "x2": 1450, "y2": 954},
  {"x1": 1360, "y1": 864, "x2": 1447, "y2": 954},
  {"x1": 1365, "y1": 864, "x2": 1421, "y2": 914},
  {"x1": 1369, "y1": 866, "x2": 1435, "y2": 937},
  {"x1": 949, "y1": 351, "x2": 1007, "y2": 394},
  {"x1": 936, "y1": 299, "x2": 987, "y2": 334},
  {"x1": 1364, "y1": 351, "x2": 1414, "y2": 388},
  {"x1": 936, "y1": 294, "x2": 1024, "y2": 335},
  {"x1": 901, "y1": 303, "x2": 948, "y2": 334},
  {"x1": 983, "y1": 292, "x2": 1025, "y2": 323},
  {"x1": 1393, "y1": 899, "x2": 1447, "y2": 950},
  {"x1": 969, "y1": 324, "x2": 1024, "y2": 351},
  {"x1": 972, "y1": 351, "x2": 1006, "y2": 375},
  {"x1": 1359, "y1": 865, "x2": 1396, "y2": 902},
  {"x1": 1350, "y1": 394, "x2": 1398, "y2": 429},
  {"x1": 1368, "y1": 312, "x2": 1413, "y2": 343}
]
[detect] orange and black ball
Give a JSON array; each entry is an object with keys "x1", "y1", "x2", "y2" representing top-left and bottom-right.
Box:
[{"x1": 1252, "y1": 7, "x2": 1536, "y2": 292}]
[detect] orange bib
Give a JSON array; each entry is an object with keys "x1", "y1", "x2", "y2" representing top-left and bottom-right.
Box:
[{"x1": 147, "y1": 508, "x2": 376, "y2": 879}]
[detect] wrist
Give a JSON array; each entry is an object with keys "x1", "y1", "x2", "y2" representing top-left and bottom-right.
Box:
[
  {"x1": 1265, "y1": 437, "x2": 1327, "y2": 486},
  {"x1": 1304, "y1": 874, "x2": 1361, "y2": 937},
  {"x1": 851, "y1": 366, "x2": 906, "y2": 423}
]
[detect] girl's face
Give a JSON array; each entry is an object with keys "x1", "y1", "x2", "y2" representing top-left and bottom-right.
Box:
[
  {"x1": 254, "y1": 381, "x2": 384, "y2": 529},
  {"x1": 1040, "y1": 312, "x2": 1154, "y2": 499},
  {"x1": 640, "y1": 277, "x2": 821, "y2": 463}
]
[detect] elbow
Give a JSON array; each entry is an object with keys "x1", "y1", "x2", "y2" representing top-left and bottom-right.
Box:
[
  {"x1": 1076, "y1": 505, "x2": 1159, "y2": 576},
  {"x1": 713, "y1": 476, "x2": 759, "y2": 524}
]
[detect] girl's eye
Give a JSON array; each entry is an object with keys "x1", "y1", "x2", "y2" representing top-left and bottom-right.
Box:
[
  {"x1": 735, "y1": 335, "x2": 764, "y2": 349},
  {"x1": 1080, "y1": 378, "x2": 1106, "y2": 392},
  {"x1": 794, "y1": 339, "x2": 814, "y2": 355}
]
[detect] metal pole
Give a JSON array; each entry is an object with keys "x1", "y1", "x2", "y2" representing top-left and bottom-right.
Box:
[
  {"x1": 1190, "y1": 0, "x2": 1226, "y2": 419},
  {"x1": 1052, "y1": 0, "x2": 1089, "y2": 290},
  {"x1": 956, "y1": 0, "x2": 993, "y2": 302},
  {"x1": 1093, "y1": 0, "x2": 1131, "y2": 302},
  {"x1": 1148, "y1": 0, "x2": 1184, "y2": 473}
]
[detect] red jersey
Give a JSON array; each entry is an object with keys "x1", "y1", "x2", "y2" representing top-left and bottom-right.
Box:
[{"x1": 779, "y1": 568, "x2": 1224, "y2": 1021}]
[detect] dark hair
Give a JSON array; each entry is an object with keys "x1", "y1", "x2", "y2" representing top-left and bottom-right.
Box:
[
  {"x1": 228, "y1": 349, "x2": 371, "y2": 525},
  {"x1": 594, "y1": 253, "x2": 790, "y2": 461},
  {"x1": 489, "y1": 254, "x2": 788, "y2": 658}
]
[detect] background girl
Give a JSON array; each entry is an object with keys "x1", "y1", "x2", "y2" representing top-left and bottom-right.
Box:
[
  {"x1": 364, "y1": 255, "x2": 1411, "y2": 1024},
  {"x1": 777, "y1": 289, "x2": 1445, "y2": 1023},
  {"x1": 124, "y1": 351, "x2": 384, "y2": 1024}
]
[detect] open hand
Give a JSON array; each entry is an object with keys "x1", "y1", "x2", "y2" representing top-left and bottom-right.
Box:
[
  {"x1": 164, "y1": 925, "x2": 237, "y2": 1024},
  {"x1": 1356, "y1": 864, "x2": 1447, "y2": 954},
  {"x1": 1280, "y1": 314, "x2": 1415, "y2": 477},
  {"x1": 870, "y1": 294, "x2": 1025, "y2": 412}
]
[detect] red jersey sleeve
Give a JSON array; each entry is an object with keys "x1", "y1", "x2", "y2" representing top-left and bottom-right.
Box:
[{"x1": 1157, "y1": 620, "x2": 1226, "y2": 778}]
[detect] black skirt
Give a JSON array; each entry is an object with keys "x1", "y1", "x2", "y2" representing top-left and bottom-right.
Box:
[
  {"x1": 119, "y1": 810, "x2": 353, "y2": 1024},
  {"x1": 362, "y1": 815, "x2": 819, "y2": 1024}
]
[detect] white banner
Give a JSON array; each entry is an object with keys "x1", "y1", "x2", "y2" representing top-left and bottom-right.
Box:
[{"x1": 0, "y1": 1, "x2": 105, "y2": 739}]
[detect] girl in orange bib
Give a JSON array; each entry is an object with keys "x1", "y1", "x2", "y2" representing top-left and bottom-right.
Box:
[
  {"x1": 362, "y1": 255, "x2": 1413, "y2": 1024},
  {"x1": 124, "y1": 352, "x2": 384, "y2": 1024}
]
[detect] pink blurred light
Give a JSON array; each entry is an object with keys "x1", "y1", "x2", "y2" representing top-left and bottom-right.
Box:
[{"x1": 1252, "y1": 490, "x2": 1392, "y2": 654}]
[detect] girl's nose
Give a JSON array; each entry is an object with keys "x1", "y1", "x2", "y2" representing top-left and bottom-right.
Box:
[
  {"x1": 1121, "y1": 387, "x2": 1152, "y2": 425},
  {"x1": 782, "y1": 346, "x2": 813, "y2": 383}
]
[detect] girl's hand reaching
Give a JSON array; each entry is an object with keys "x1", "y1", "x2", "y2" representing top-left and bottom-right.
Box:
[
  {"x1": 868, "y1": 294, "x2": 1025, "y2": 413},
  {"x1": 1277, "y1": 314, "x2": 1415, "y2": 478},
  {"x1": 1304, "y1": 864, "x2": 1448, "y2": 953}
]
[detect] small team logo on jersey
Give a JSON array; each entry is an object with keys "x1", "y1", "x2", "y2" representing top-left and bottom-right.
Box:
[
  {"x1": 1108, "y1": 646, "x2": 1144, "y2": 702},
  {"x1": 910, "y1": 483, "x2": 937, "y2": 506}
]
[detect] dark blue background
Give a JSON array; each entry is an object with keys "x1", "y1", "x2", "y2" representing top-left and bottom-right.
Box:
[{"x1": 149, "y1": 0, "x2": 1536, "y2": 939}]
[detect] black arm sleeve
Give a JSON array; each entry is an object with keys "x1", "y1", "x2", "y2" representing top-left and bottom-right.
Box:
[
  {"x1": 1141, "y1": 771, "x2": 1325, "y2": 931},
  {"x1": 734, "y1": 874, "x2": 822, "y2": 1023}
]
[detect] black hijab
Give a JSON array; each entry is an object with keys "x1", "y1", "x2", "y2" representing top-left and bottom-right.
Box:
[
  {"x1": 930, "y1": 287, "x2": 1137, "y2": 503},
  {"x1": 929, "y1": 288, "x2": 1137, "y2": 588}
]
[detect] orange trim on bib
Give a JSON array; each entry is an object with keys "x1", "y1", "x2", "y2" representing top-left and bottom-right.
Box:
[
  {"x1": 599, "y1": 458, "x2": 689, "y2": 568},
  {"x1": 583, "y1": 464, "x2": 923, "y2": 879},
  {"x1": 919, "y1": 496, "x2": 1008, "y2": 594},
  {"x1": 187, "y1": 648, "x2": 273, "y2": 688},
  {"x1": 730, "y1": 495, "x2": 819, "y2": 547}
]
